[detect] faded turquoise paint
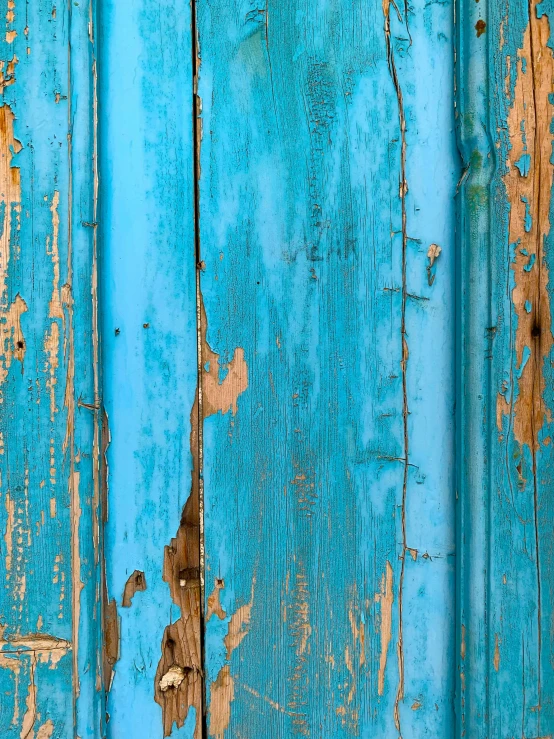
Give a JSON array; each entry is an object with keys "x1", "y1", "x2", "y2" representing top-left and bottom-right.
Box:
[
  {"x1": 98, "y1": 0, "x2": 198, "y2": 737},
  {"x1": 0, "y1": 0, "x2": 102, "y2": 737},
  {"x1": 457, "y1": 0, "x2": 554, "y2": 732},
  {"x1": 4, "y1": 0, "x2": 554, "y2": 735},
  {"x1": 197, "y1": 0, "x2": 458, "y2": 736}
]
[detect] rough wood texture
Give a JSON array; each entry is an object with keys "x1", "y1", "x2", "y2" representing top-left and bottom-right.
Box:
[
  {"x1": 6, "y1": 0, "x2": 554, "y2": 734},
  {"x1": 196, "y1": 0, "x2": 459, "y2": 735},
  {"x1": 98, "y1": 0, "x2": 200, "y2": 736},
  {"x1": 457, "y1": 0, "x2": 554, "y2": 733},
  {"x1": 0, "y1": 0, "x2": 102, "y2": 736}
]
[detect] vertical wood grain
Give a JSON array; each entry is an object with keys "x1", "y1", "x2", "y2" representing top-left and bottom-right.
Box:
[
  {"x1": 6, "y1": 0, "x2": 552, "y2": 731},
  {"x1": 98, "y1": 1, "x2": 199, "y2": 737},
  {"x1": 196, "y1": 0, "x2": 459, "y2": 735},
  {"x1": 457, "y1": 0, "x2": 554, "y2": 732},
  {"x1": 0, "y1": 0, "x2": 102, "y2": 736}
]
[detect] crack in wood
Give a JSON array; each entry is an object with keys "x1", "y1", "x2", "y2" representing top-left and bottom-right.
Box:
[{"x1": 383, "y1": 0, "x2": 411, "y2": 730}]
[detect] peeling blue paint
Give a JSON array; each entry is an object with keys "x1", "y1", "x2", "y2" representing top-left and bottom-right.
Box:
[
  {"x1": 524, "y1": 253, "x2": 536, "y2": 271},
  {"x1": 199, "y1": 0, "x2": 458, "y2": 733},
  {"x1": 7, "y1": 0, "x2": 554, "y2": 734},
  {"x1": 516, "y1": 346, "x2": 531, "y2": 378},
  {"x1": 521, "y1": 195, "x2": 533, "y2": 232},
  {"x1": 515, "y1": 153, "x2": 531, "y2": 176}
]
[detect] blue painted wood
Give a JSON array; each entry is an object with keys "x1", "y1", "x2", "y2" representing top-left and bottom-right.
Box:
[
  {"x1": 0, "y1": 0, "x2": 102, "y2": 736},
  {"x1": 455, "y1": 0, "x2": 493, "y2": 733},
  {"x1": 196, "y1": 0, "x2": 459, "y2": 735},
  {"x1": 4, "y1": 0, "x2": 553, "y2": 733},
  {"x1": 98, "y1": 0, "x2": 199, "y2": 737},
  {"x1": 457, "y1": 0, "x2": 554, "y2": 733}
]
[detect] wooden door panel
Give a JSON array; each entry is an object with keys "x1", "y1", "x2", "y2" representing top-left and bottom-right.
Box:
[
  {"x1": 2, "y1": 0, "x2": 554, "y2": 735},
  {"x1": 457, "y1": 0, "x2": 554, "y2": 734},
  {"x1": 99, "y1": 0, "x2": 199, "y2": 736},
  {"x1": 0, "y1": 1, "x2": 101, "y2": 735},
  {"x1": 196, "y1": 0, "x2": 458, "y2": 736}
]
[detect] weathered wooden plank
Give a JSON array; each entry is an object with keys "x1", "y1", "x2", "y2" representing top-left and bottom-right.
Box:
[
  {"x1": 457, "y1": 0, "x2": 554, "y2": 732},
  {"x1": 8, "y1": 0, "x2": 553, "y2": 731},
  {"x1": 0, "y1": 0, "x2": 102, "y2": 736},
  {"x1": 98, "y1": 1, "x2": 199, "y2": 737},
  {"x1": 197, "y1": 0, "x2": 459, "y2": 735}
]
